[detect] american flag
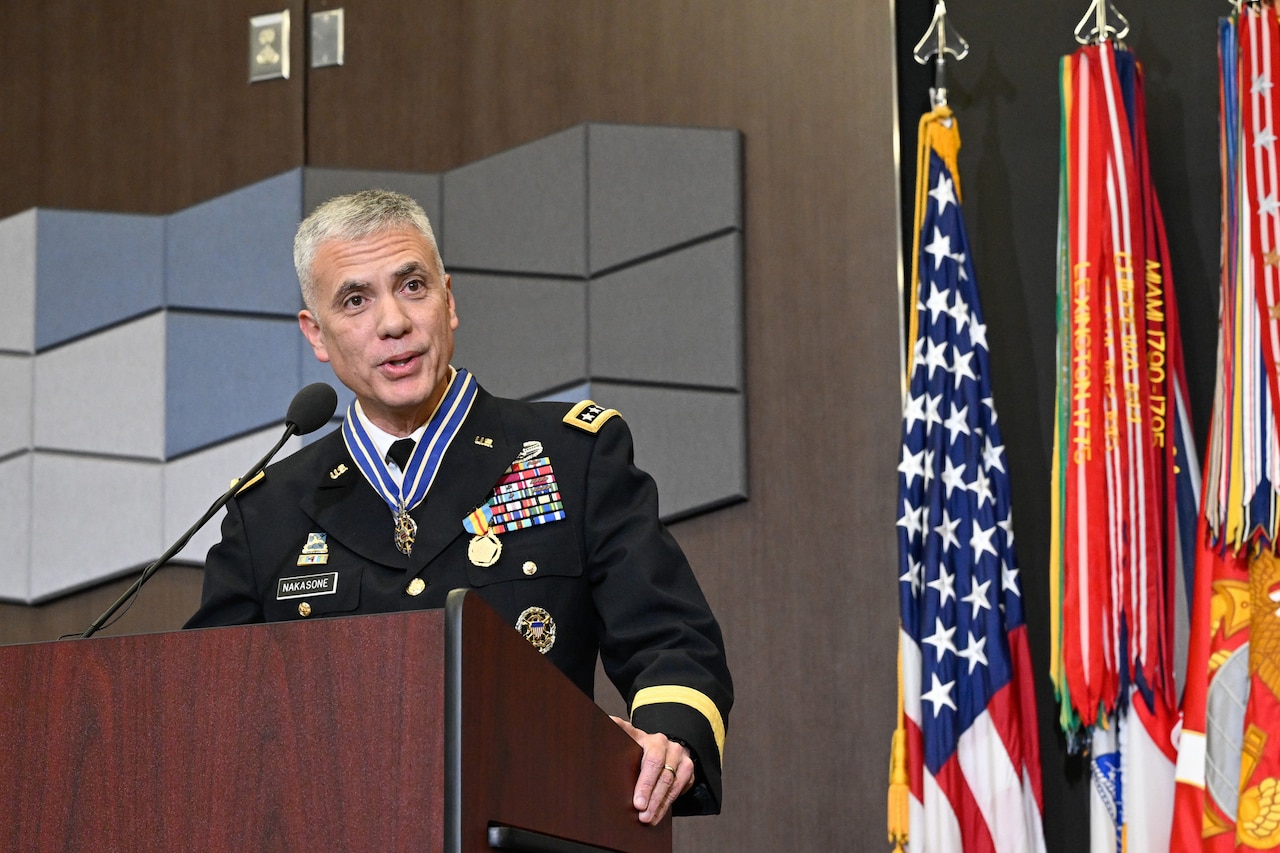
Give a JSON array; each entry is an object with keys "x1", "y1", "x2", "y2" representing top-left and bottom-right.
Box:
[{"x1": 894, "y1": 115, "x2": 1046, "y2": 852}]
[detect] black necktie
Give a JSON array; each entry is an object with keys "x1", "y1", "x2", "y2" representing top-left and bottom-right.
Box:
[{"x1": 386, "y1": 438, "x2": 416, "y2": 470}]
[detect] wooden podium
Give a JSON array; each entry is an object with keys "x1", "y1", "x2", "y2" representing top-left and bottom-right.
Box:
[{"x1": 0, "y1": 590, "x2": 671, "y2": 853}]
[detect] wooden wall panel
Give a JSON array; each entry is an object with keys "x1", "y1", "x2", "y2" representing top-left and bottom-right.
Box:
[
  {"x1": 0, "y1": 0, "x2": 305, "y2": 218},
  {"x1": 306, "y1": 3, "x2": 903, "y2": 850}
]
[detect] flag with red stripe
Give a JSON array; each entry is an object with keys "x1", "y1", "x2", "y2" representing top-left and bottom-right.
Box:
[{"x1": 895, "y1": 105, "x2": 1046, "y2": 852}]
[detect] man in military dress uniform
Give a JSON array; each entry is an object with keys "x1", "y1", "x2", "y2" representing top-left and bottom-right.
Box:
[{"x1": 185, "y1": 190, "x2": 732, "y2": 824}]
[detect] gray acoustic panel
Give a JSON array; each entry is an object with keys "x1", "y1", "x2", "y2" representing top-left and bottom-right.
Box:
[
  {"x1": 29, "y1": 453, "x2": 163, "y2": 602},
  {"x1": 166, "y1": 428, "x2": 304, "y2": 563},
  {"x1": 0, "y1": 209, "x2": 37, "y2": 353},
  {"x1": 165, "y1": 313, "x2": 302, "y2": 457},
  {"x1": 35, "y1": 210, "x2": 166, "y2": 350},
  {"x1": 34, "y1": 313, "x2": 166, "y2": 459},
  {"x1": 0, "y1": 354, "x2": 32, "y2": 457},
  {"x1": 2, "y1": 123, "x2": 745, "y2": 603},
  {"x1": 536, "y1": 381, "x2": 592, "y2": 404},
  {"x1": 0, "y1": 455, "x2": 32, "y2": 601},
  {"x1": 442, "y1": 126, "x2": 588, "y2": 275},
  {"x1": 303, "y1": 168, "x2": 443, "y2": 227},
  {"x1": 589, "y1": 233, "x2": 742, "y2": 389},
  {"x1": 588, "y1": 124, "x2": 741, "y2": 274},
  {"x1": 591, "y1": 382, "x2": 746, "y2": 520},
  {"x1": 450, "y1": 272, "x2": 587, "y2": 399},
  {"x1": 165, "y1": 169, "x2": 303, "y2": 315}
]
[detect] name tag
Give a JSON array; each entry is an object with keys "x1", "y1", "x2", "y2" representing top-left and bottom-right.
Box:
[{"x1": 276, "y1": 572, "x2": 339, "y2": 600}]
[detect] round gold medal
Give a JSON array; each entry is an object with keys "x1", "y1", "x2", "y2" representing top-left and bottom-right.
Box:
[{"x1": 468, "y1": 531, "x2": 502, "y2": 567}]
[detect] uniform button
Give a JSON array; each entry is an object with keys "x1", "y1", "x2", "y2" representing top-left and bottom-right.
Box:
[
  {"x1": 406, "y1": 578, "x2": 426, "y2": 596},
  {"x1": 523, "y1": 561, "x2": 537, "y2": 576},
  {"x1": 298, "y1": 602, "x2": 312, "y2": 617}
]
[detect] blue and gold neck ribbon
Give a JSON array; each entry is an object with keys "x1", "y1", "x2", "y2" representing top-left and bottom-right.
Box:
[{"x1": 342, "y1": 367, "x2": 478, "y2": 555}]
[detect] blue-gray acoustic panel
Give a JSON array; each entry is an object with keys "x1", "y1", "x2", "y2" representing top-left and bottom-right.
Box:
[
  {"x1": 34, "y1": 210, "x2": 166, "y2": 350},
  {"x1": 303, "y1": 168, "x2": 443, "y2": 228},
  {"x1": 0, "y1": 209, "x2": 38, "y2": 353},
  {"x1": 0, "y1": 455, "x2": 32, "y2": 602},
  {"x1": 34, "y1": 313, "x2": 166, "y2": 459},
  {"x1": 0, "y1": 354, "x2": 32, "y2": 457},
  {"x1": 165, "y1": 169, "x2": 303, "y2": 315},
  {"x1": 450, "y1": 272, "x2": 587, "y2": 400},
  {"x1": 588, "y1": 124, "x2": 741, "y2": 274},
  {"x1": 590, "y1": 383, "x2": 746, "y2": 521},
  {"x1": 165, "y1": 313, "x2": 303, "y2": 457},
  {"x1": 29, "y1": 453, "x2": 163, "y2": 602},
  {"x1": 442, "y1": 126, "x2": 588, "y2": 276},
  {"x1": 589, "y1": 233, "x2": 742, "y2": 390},
  {"x1": 536, "y1": 382, "x2": 592, "y2": 405}
]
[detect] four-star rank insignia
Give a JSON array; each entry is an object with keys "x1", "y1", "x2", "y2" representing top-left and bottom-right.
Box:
[{"x1": 515, "y1": 606, "x2": 556, "y2": 653}]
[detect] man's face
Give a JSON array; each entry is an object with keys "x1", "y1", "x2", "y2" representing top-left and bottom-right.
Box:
[{"x1": 298, "y1": 227, "x2": 458, "y2": 436}]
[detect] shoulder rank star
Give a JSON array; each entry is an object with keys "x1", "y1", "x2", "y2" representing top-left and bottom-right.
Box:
[{"x1": 563, "y1": 400, "x2": 620, "y2": 434}]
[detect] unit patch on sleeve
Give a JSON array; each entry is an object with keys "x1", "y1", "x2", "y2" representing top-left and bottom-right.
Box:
[{"x1": 563, "y1": 400, "x2": 620, "y2": 434}]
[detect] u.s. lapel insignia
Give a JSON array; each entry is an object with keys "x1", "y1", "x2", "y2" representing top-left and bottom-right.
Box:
[
  {"x1": 474, "y1": 435, "x2": 494, "y2": 448},
  {"x1": 515, "y1": 606, "x2": 556, "y2": 654},
  {"x1": 296, "y1": 532, "x2": 329, "y2": 566},
  {"x1": 329, "y1": 463, "x2": 348, "y2": 480}
]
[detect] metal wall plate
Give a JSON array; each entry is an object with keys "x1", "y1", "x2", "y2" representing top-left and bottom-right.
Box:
[
  {"x1": 311, "y1": 9, "x2": 345, "y2": 69},
  {"x1": 249, "y1": 10, "x2": 290, "y2": 83}
]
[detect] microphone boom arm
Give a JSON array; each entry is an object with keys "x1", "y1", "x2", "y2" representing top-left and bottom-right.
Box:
[{"x1": 78, "y1": 424, "x2": 299, "y2": 639}]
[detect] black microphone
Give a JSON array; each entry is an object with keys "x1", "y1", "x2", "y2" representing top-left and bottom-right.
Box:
[
  {"x1": 286, "y1": 382, "x2": 340, "y2": 436},
  {"x1": 78, "y1": 383, "x2": 338, "y2": 639}
]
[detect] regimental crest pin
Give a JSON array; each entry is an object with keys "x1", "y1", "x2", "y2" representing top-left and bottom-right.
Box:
[
  {"x1": 515, "y1": 606, "x2": 556, "y2": 654},
  {"x1": 297, "y1": 532, "x2": 329, "y2": 566}
]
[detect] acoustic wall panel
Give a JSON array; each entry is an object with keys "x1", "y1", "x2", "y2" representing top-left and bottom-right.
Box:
[
  {"x1": 442, "y1": 125, "x2": 588, "y2": 275},
  {"x1": 33, "y1": 313, "x2": 167, "y2": 459},
  {"x1": 0, "y1": 456, "x2": 32, "y2": 601},
  {"x1": 0, "y1": 209, "x2": 37, "y2": 353},
  {"x1": 0, "y1": 355, "x2": 31, "y2": 457},
  {"x1": 450, "y1": 272, "x2": 587, "y2": 400},
  {"x1": 29, "y1": 454, "x2": 163, "y2": 600},
  {"x1": 591, "y1": 382, "x2": 747, "y2": 521},
  {"x1": 34, "y1": 210, "x2": 166, "y2": 350},
  {"x1": 165, "y1": 169, "x2": 303, "y2": 315},
  {"x1": 0, "y1": 122, "x2": 744, "y2": 603},
  {"x1": 164, "y1": 313, "x2": 302, "y2": 458},
  {"x1": 589, "y1": 233, "x2": 742, "y2": 389},
  {"x1": 588, "y1": 125, "x2": 741, "y2": 274}
]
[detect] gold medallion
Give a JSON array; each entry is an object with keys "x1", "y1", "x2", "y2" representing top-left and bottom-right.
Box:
[
  {"x1": 406, "y1": 577, "x2": 426, "y2": 597},
  {"x1": 394, "y1": 505, "x2": 417, "y2": 556},
  {"x1": 468, "y1": 531, "x2": 503, "y2": 567},
  {"x1": 515, "y1": 606, "x2": 556, "y2": 653}
]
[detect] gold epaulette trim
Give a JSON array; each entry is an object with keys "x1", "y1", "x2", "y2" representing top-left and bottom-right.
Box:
[
  {"x1": 630, "y1": 685, "x2": 726, "y2": 761},
  {"x1": 232, "y1": 471, "x2": 265, "y2": 496},
  {"x1": 563, "y1": 399, "x2": 621, "y2": 434}
]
